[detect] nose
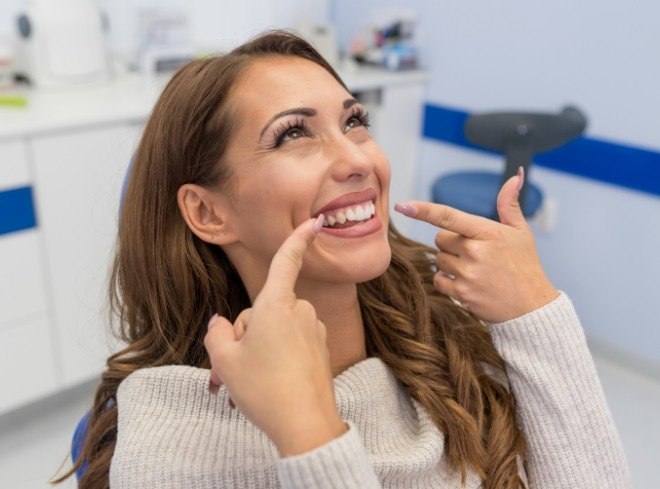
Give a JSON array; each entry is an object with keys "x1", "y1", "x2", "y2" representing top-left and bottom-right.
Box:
[{"x1": 325, "y1": 134, "x2": 374, "y2": 182}]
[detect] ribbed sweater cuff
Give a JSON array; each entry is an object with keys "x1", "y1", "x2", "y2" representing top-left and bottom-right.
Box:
[
  {"x1": 486, "y1": 290, "x2": 578, "y2": 341},
  {"x1": 276, "y1": 420, "x2": 381, "y2": 488}
]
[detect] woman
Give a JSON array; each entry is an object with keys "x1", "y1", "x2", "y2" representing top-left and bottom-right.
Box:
[{"x1": 57, "y1": 30, "x2": 630, "y2": 488}]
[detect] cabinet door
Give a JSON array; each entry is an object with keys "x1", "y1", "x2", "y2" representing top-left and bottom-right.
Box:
[
  {"x1": 30, "y1": 124, "x2": 141, "y2": 387},
  {"x1": 0, "y1": 139, "x2": 56, "y2": 413},
  {"x1": 0, "y1": 317, "x2": 57, "y2": 413},
  {"x1": 0, "y1": 139, "x2": 48, "y2": 326}
]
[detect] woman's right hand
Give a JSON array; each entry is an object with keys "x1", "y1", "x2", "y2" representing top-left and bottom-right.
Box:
[{"x1": 204, "y1": 215, "x2": 348, "y2": 456}]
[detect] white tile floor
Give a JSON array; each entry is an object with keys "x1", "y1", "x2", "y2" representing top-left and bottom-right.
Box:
[{"x1": 1, "y1": 352, "x2": 659, "y2": 488}]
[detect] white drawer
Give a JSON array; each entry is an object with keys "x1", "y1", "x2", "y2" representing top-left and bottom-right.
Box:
[
  {"x1": 0, "y1": 315, "x2": 58, "y2": 414},
  {"x1": 0, "y1": 139, "x2": 30, "y2": 191},
  {"x1": 0, "y1": 229, "x2": 48, "y2": 326}
]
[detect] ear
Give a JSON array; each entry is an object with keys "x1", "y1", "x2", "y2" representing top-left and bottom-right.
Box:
[{"x1": 177, "y1": 183, "x2": 239, "y2": 246}]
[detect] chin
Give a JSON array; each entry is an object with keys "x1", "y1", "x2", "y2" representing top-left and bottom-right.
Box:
[
  {"x1": 323, "y1": 242, "x2": 392, "y2": 284},
  {"x1": 357, "y1": 246, "x2": 392, "y2": 283}
]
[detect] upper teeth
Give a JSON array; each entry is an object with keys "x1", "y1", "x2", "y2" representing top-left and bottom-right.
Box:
[{"x1": 323, "y1": 200, "x2": 376, "y2": 227}]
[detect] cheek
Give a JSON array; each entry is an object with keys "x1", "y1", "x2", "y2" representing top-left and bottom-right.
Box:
[
  {"x1": 366, "y1": 143, "x2": 391, "y2": 189},
  {"x1": 233, "y1": 168, "x2": 315, "y2": 247}
]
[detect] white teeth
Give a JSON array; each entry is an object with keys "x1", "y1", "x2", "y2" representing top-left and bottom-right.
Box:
[
  {"x1": 362, "y1": 204, "x2": 371, "y2": 220},
  {"x1": 320, "y1": 200, "x2": 376, "y2": 227}
]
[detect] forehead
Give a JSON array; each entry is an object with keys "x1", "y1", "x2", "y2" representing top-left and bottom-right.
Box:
[{"x1": 231, "y1": 56, "x2": 349, "y2": 121}]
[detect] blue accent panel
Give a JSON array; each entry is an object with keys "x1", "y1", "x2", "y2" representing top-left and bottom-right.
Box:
[
  {"x1": 0, "y1": 186, "x2": 37, "y2": 236},
  {"x1": 423, "y1": 104, "x2": 660, "y2": 197},
  {"x1": 535, "y1": 137, "x2": 660, "y2": 196}
]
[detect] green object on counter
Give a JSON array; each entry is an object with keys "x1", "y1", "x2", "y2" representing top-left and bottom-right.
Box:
[{"x1": 0, "y1": 95, "x2": 28, "y2": 107}]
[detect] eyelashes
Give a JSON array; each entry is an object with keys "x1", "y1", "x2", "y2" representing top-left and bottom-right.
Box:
[
  {"x1": 269, "y1": 107, "x2": 371, "y2": 149},
  {"x1": 271, "y1": 118, "x2": 309, "y2": 149}
]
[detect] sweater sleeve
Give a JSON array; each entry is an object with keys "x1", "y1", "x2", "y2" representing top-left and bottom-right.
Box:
[
  {"x1": 487, "y1": 291, "x2": 632, "y2": 489},
  {"x1": 276, "y1": 420, "x2": 382, "y2": 489}
]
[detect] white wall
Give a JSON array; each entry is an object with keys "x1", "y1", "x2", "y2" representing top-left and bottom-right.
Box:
[
  {"x1": 1, "y1": 0, "x2": 330, "y2": 55},
  {"x1": 332, "y1": 1, "x2": 660, "y2": 368}
]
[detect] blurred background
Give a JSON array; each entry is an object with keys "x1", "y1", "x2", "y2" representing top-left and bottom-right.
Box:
[{"x1": 0, "y1": 0, "x2": 658, "y2": 487}]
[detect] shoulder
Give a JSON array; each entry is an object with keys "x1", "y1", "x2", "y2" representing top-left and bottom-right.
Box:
[
  {"x1": 119, "y1": 364, "x2": 209, "y2": 392},
  {"x1": 111, "y1": 366, "x2": 279, "y2": 486},
  {"x1": 116, "y1": 365, "x2": 233, "y2": 420}
]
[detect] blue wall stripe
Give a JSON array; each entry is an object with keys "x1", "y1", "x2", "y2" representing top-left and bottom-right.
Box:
[
  {"x1": 423, "y1": 104, "x2": 660, "y2": 197},
  {"x1": 0, "y1": 186, "x2": 37, "y2": 236}
]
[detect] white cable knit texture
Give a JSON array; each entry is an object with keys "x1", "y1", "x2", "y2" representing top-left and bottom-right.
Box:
[{"x1": 109, "y1": 292, "x2": 631, "y2": 488}]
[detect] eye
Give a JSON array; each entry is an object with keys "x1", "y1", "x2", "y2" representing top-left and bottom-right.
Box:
[
  {"x1": 344, "y1": 108, "x2": 371, "y2": 133},
  {"x1": 271, "y1": 118, "x2": 309, "y2": 148},
  {"x1": 284, "y1": 127, "x2": 305, "y2": 141}
]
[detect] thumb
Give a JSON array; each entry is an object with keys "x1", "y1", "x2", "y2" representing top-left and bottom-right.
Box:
[{"x1": 497, "y1": 166, "x2": 527, "y2": 229}]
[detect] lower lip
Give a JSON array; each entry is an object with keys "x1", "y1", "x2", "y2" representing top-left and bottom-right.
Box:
[{"x1": 319, "y1": 214, "x2": 382, "y2": 238}]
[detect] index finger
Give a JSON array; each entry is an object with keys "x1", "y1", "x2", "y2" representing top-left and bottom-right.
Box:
[
  {"x1": 395, "y1": 201, "x2": 491, "y2": 239},
  {"x1": 259, "y1": 215, "x2": 324, "y2": 299}
]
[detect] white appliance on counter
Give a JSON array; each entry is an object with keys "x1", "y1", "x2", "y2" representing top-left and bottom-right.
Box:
[{"x1": 16, "y1": 0, "x2": 109, "y2": 87}]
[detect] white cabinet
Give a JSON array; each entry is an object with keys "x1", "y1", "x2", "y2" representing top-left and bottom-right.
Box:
[
  {"x1": 0, "y1": 140, "x2": 31, "y2": 191},
  {"x1": 30, "y1": 123, "x2": 140, "y2": 387},
  {"x1": 0, "y1": 140, "x2": 48, "y2": 326},
  {"x1": 0, "y1": 139, "x2": 56, "y2": 412},
  {"x1": 0, "y1": 317, "x2": 57, "y2": 413}
]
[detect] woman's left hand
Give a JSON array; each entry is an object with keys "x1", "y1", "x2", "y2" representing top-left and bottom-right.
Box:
[{"x1": 395, "y1": 168, "x2": 559, "y2": 323}]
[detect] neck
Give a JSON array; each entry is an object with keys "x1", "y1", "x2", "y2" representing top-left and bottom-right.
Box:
[
  {"x1": 295, "y1": 281, "x2": 368, "y2": 378},
  {"x1": 231, "y1": 248, "x2": 369, "y2": 378}
]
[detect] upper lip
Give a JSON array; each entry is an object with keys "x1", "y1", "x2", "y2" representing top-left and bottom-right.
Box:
[{"x1": 312, "y1": 188, "x2": 377, "y2": 218}]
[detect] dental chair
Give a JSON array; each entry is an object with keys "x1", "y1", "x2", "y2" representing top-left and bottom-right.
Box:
[{"x1": 431, "y1": 106, "x2": 588, "y2": 220}]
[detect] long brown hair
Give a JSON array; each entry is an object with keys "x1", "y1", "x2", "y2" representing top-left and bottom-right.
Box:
[{"x1": 53, "y1": 29, "x2": 526, "y2": 488}]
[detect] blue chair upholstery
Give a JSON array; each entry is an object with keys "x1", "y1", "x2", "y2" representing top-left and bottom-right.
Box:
[
  {"x1": 72, "y1": 410, "x2": 91, "y2": 481},
  {"x1": 432, "y1": 171, "x2": 543, "y2": 219}
]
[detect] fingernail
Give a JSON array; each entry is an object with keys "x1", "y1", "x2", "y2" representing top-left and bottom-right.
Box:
[
  {"x1": 207, "y1": 313, "x2": 218, "y2": 330},
  {"x1": 394, "y1": 202, "x2": 415, "y2": 217},
  {"x1": 314, "y1": 214, "x2": 325, "y2": 233},
  {"x1": 208, "y1": 379, "x2": 219, "y2": 395},
  {"x1": 517, "y1": 166, "x2": 525, "y2": 192}
]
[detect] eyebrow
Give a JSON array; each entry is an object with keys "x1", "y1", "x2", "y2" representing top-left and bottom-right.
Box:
[{"x1": 259, "y1": 98, "x2": 359, "y2": 140}]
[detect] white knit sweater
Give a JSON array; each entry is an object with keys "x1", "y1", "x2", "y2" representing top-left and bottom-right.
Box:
[{"x1": 109, "y1": 292, "x2": 632, "y2": 488}]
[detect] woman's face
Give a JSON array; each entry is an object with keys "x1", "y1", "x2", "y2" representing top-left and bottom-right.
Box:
[{"x1": 220, "y1": 56, "x2": 392, "y2": 290}]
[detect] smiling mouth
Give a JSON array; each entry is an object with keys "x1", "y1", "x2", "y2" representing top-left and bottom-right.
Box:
[{"x1": 321, "y1": 200, "x2": 376, "y2": 229}]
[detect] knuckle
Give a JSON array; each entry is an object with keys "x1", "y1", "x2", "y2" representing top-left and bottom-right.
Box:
[
  {"x1": 440, "y1": 207, "x2": 456, "y2": 229},
  {"x1": 454, "y1": 281, "x2": 470, "y2": 301},
  {"x1": 464, "y1": 240, "x2": 481, "y2": 256},
  {"x1": 297, "y1": 299, "x2": 316, "y2": 317},
  {"x1": 434, "y1": 231, "x2": 446, "y2": 248},
  {"x1": 462, "y1": 264, "x2": 478, "y2": 281},
  {"x1": 490, "y1": 226, "x2": 505, "y2": 241}
]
